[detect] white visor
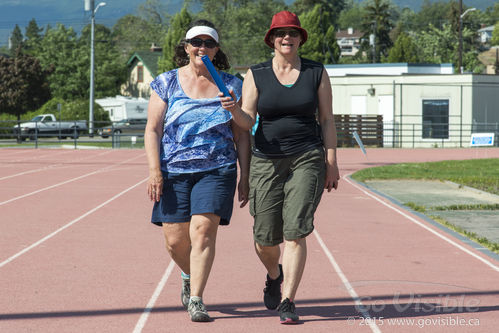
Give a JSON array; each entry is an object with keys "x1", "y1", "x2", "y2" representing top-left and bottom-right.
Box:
[{"x1": 185, "y1": 26, "x2": 219, "y2": 43}]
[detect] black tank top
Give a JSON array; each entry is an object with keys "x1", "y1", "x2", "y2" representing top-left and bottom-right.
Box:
[{"x1": 251, "y1": 58, "x2": 323, "y2": 158}]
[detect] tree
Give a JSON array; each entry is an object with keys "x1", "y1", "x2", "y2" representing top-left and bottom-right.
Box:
[
  {"x1": 158, "y1": 7, "x2": 192, "y2": 72},
  {"x1": 292, "y1": 0, "x2": 345, "y2": 27},
  {"x1": 137, "y1": 0, "x2": 169, "y2": 26},
  {"x1": 338, "y1": 0, "x2": 365, "y2": 30},
  {"x1": 387, "y1": 32, "x2": 419, "y2": 63},
  {"x1": 299, "y1": 5, "x2": 340, "y2": 64},
  {"x1": 112, "y1": 15, "x2": 160, "y2": 59},
  {"x1": 415, "y1": 23, "x2": 479, "y2": 72},
  {"x1": 360, "y1": 0, "x2": 394, "y2": 63},
  {"x1": 222, "y1": 0, "x2": 287, "y2": 66},
  {"x1": 24, "y1": 19, "x2": 43, "y2": 55},
  {"x1": 79, "y1": 24, "x2": 127, "y2": 98},
  {"x1": 35, "y1": 23, "x2": 126, "y2": 100},
  {"x1": 35, "y1": 24, "x2": 82, "y2": 99},
  {"x1": 413, "y1": 0, "x2": 450, "y2": 32},
  {"x1": 417, "y1": 24, "x2": 456, "y2": 64},
  {"x1": 491, "y1": 21, "x2": 499, "y2": 46},
  {"x1": 0, "y1": 52, "x2": 51, "y2": 141},
  {"x1": 9, "y1": 25, "x2": 24, "y2": 55}
]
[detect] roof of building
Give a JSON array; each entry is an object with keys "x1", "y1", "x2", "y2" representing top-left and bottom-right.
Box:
[
  {"x1": 324, "y1": 63, "x2": 454, "y2": 76},
  {"x1": 126, "y1": 50, "x2": 162, "y2": 77},
  {"x1": 336, "y1": 29, "x2": 363, "y2": 39},
  {"x1": 478, "y1": 25, "x2": 495, "y2": 33}
]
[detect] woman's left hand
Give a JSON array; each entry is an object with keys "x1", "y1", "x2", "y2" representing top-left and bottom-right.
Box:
[
  {"x1": 219, "y1": 89, "x2": 238, "y2": 113},
  {"x1": 325, "y1": 161, "x2": 340, "y2": 192}
]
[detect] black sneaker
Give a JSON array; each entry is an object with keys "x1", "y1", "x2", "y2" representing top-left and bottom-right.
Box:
[
  {"x1": 263, "y1": 264, "x2": 283, "y2": 310},
  {"x1": 181, "y1": 278, "x2": 190, "y2": 309},
  {"x1": 278, "y1": 298, "x2": 299, "y2": 324},
  {"x1": 187, "y1": 298, "x2": 211, "y2": 322}
]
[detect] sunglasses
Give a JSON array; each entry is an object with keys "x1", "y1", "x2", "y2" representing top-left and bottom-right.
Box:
[
  {"x1": 187, "y1": 38, "x2": 218, "y2": 49},
  {"x1": 273, "y1": 29, "x2": 301, "y2": 38}
]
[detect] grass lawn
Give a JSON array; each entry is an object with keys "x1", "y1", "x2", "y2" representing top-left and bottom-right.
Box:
[
  {"x1": 351, "y1": 158, "x2": 499, "y2": 254},
  {"x1": 351, "y1": 158, "x2": 499, "y2": 196}
]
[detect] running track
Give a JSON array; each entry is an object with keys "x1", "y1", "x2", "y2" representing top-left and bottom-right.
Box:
[{"x1": 0, "y1": 148, "x2": 498, "y2": 333}]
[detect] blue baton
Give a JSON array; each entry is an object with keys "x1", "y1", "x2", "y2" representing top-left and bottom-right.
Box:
[{"x1": 201, "y1": 55, "x2": 233, "y2": 100}]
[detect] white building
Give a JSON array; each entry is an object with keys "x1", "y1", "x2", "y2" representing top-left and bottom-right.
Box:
[
  {"x1": 96, "y1": 96, "x2": 149, "y2": 122},
  {"x1": 478, "y1": 25, "x2": 495, "y2": 44},
  {"x1": 327, "y1": 64, "x2": 499, "y2": 148},
  {"x1": 336, "y1": 27, "x2": 363, "y2": 57}
]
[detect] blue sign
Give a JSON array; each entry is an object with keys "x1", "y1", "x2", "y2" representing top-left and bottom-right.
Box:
[{"x1": 470, "y1": 133, "x2": 494, "y2": 147}]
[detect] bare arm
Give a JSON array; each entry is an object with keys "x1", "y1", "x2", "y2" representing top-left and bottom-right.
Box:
[
  {"x1": 144, "y1": 91, "x2": 167, "y2": 202},
  {"x1": 317, "y1": 68, "x2": 340, "y2": 192},
  {"x1": 232, "y1": 119, "x2": 250, "y2": 208},
  {"x1": 219, "y1": 69, "x2": 258, "y2": 131}
]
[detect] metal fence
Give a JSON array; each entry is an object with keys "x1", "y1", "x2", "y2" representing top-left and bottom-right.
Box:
[
  {"x1": 0, "y1": 120, "x2": 145, "y2": 149},
  {"x1": 0, "y1": 118, "x2": 498, "y2": 149}
]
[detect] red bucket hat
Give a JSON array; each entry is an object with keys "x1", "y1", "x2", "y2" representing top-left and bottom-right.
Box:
[{"x1": 264, "y1": 11, "x2": 308, "y2": 48}]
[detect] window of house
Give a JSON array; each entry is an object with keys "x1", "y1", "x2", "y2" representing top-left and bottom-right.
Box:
[
  {"x1": 422, "y1": 99, "x2": 449, "y2": 139},
  {"x1": 137, "y1": 65, "x2": 144, "y2": 83}
]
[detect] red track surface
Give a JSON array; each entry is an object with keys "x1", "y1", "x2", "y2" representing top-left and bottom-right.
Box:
[{"x1": 1, "y1": 148, "x2": 498, "y2": 333}]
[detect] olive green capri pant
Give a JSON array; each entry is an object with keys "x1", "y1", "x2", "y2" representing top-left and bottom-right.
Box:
[{"x1": 249, "y1": 148, "x2": 326, "y2": 246}]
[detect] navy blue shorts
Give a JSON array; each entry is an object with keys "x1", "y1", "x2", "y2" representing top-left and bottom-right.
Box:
[{"x1": 151, "y1": 163, "x2": 237, "y2": 226}]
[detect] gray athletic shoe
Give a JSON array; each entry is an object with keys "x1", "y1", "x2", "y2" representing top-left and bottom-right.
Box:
[
  {"x1": 181, "y1": 278, "x2": 190, "y2": 309},
  {"x1": 187, "y1": 298, "x2": 211, "y2": 322}
]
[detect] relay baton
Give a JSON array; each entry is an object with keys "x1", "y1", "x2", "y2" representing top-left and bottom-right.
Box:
[{"x1": 201, "y1": 55, "x2": 233, "y2": 100}]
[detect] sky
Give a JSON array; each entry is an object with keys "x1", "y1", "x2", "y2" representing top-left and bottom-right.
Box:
[{"x1": 0, "y1": 0, "x2": 148, "y2": 47}]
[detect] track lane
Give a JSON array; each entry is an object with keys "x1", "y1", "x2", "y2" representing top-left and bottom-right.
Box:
[{"x1": 1, "y1": 148, "x2": 498, "y2": 333}]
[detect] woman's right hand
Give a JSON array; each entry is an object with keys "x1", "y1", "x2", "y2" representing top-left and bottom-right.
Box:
[{"x1": 147, "y1": 171, "x2": 163, "y2": 202}]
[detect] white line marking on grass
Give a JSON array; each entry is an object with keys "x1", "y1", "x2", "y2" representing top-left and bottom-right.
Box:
[
  {"x1": 0, "y1": 153, "x2": 144, "y2": 206},
  {"x1": 0, "y1": 178, "x2": 147, "y2": 268},
  {"x1": 314, "y1": 230, "x2": 381, "y2": 333},
  {"x1": 344, "y1": 176, "x2": 499, "y2": 273},
  {"x1": 133, "y1": 260, "x2": 175, "y2": 333}
]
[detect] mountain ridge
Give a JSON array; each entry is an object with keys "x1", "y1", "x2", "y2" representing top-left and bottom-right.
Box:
[{"x1": 0, "y1": 0, "x2": 496, "y2": 47}]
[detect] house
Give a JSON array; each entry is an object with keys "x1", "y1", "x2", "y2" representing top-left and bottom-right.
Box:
[
  {"x1": 121, "y1": 44, "x2": 162, "y2": 99},
  {"x1": 478, "y1": 25, "x2": 495, "y2": 44},
  {"x1": 335, "y1": 27, "x2": 363, "y2": 57},
  {"x1": 326, "y1": 63, "x2": 499, "y2": 148},
  {"x1": 96, "y1": 95, "x2": 149, "y2": 122}
]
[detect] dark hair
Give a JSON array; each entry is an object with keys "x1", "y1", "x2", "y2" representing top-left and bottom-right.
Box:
[{"x1": 173, "y1": 19, "x2": 230, "y2": 70}]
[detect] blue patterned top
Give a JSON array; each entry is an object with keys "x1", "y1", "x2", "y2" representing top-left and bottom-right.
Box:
[{"x1": 150, "y1": 69, "x2": 242, "y2": 173}]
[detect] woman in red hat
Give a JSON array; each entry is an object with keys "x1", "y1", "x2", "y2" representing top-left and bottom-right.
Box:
[{"x1": 220, "y1": 10, "x2": 340, "y2": 324}]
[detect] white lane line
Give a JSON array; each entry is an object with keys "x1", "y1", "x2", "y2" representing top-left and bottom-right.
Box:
[
  {"x1": 314, "y1": 230, "x2": 382, "y2": 333},
  {"x1": 344, "y1": 176, "x2": 499, "y2": 273},
  {"x1": 0, "y1": 177, "x2": 147, "y2": 268},
  {"x1": 0, "y1": 153, "x2": 145, "y2": 206},
  {"x1": 133, "y1": 260, "x2": 176, "y2": 333},
  {"x1": 0, "y1": 150, "x2": 70, "y2": 167},
  {"x1": 0, "y1": 150, "x2": 113, "y2": 181}
]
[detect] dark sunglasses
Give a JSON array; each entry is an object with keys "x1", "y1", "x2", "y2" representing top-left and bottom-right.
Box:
[
  {"x1": 187, "y1": 38, "x2": 218, "y2": 48},
  {"x1": 273, "y1": 29, "x2": 301, "y2": 38}
]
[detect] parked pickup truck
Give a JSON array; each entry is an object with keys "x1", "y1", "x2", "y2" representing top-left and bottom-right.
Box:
[{"x1": 13, "y1": 114, "x2": 87, "y2": 140}]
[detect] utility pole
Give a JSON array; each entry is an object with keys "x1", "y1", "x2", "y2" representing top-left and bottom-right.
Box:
[
  {"x1": 458, "y1": 0, "x2": 476, "y2": 74},
  {"x1": 458, "y1": 0, "x2": 463, "y2": 73},
  {"x1": 85, "y1": 0, "x2": 106, "y2": 136}
]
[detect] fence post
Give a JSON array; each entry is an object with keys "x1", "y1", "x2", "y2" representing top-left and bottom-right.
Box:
[
  {"x1": 412, "y1": 124, "x2": 415, "y2": 148},
  {"x1": 35, "y1": 121, "x2": 38, "y2": 149},
  {"x1": 73, "y1": 122, "x2": 77, "y2": 149}
]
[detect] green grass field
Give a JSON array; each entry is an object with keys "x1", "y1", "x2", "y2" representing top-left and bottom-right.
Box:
[
  {"x1": 352, "y1": 158, "x2": 499, "y2": 254},
  {"x1": 352, "y1": 158, "x2": 499, "y2": 196}
]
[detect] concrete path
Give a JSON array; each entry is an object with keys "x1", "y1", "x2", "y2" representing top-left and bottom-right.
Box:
[{"x1": 364, "y1": 180, "x2": 499, "y2": 244}]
